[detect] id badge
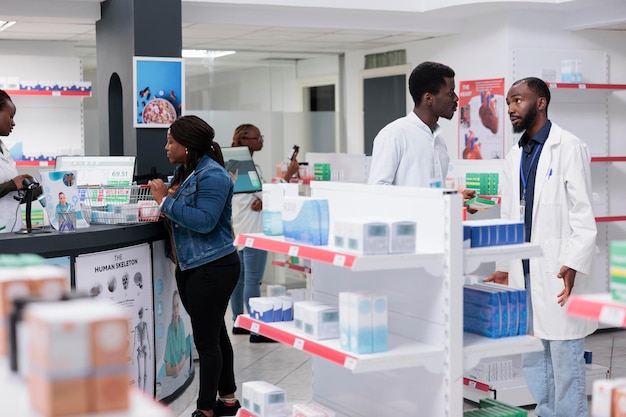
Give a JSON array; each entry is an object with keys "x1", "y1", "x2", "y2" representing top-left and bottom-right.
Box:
[{"x1": 520, "y1": 198, "x2": 526, "y2": 222}]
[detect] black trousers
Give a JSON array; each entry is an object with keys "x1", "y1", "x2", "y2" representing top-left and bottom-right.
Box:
[{"x1": 176, "y1": 250, "x2": 241, "y2": 411}]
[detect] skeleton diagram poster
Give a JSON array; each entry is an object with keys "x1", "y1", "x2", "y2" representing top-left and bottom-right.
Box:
[{"x1": 74, "y1": 242, "x2": 156, "y2": 396}]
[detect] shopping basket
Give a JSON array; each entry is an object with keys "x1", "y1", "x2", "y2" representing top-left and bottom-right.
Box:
[{"x1": 79, "y1": 185, "x2": 161, "y2": 225}]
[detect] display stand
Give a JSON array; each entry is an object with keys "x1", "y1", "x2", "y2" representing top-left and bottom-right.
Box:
[{"x1": 234, "y1": 181, "x2": 543, "y2": 416}]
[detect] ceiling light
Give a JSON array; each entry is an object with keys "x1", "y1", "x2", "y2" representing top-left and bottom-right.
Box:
[
  {"x1": 182, "y1": 49, "x2": 236, "y2": 59},
  {"x1": 0, "y1": 21, "x2": 16, "y2": 32}
]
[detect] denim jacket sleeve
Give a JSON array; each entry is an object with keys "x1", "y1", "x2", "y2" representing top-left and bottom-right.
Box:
[{"x1": 160, "y1": 160, "x2": 232, "y2": 234}]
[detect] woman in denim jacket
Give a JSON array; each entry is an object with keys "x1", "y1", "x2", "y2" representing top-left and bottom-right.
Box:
[{"x1": 150, "y1": 115, "x2": 241, "y2": 417}]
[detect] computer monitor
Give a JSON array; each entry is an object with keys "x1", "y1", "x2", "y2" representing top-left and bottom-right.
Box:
[
  {"x1": 221, "y1": 147, "x2": 262, "y2": 194},
  {"x1": 54, "y1": 156, "x2": 136, "y2": 186}
]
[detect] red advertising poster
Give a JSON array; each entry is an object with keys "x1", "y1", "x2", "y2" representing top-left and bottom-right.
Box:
[{"x1": 458, "y1": 78, "x2": 505, "y2": 160}]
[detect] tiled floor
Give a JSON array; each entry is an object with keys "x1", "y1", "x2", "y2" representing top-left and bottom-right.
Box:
[{"x1": 178, "y1": 321, "x2": 626, "y2": 417}]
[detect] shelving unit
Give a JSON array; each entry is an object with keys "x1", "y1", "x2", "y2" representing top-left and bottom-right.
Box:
[
  {"x1": 234, "y1": 181, "x2": 543, "y2": 416},
  {"x1": 5, "y1": 88, "x2": 92, "y2": 97},
  {"x1": 567, "y1": 294, "x2": 626, "y2": 328}
]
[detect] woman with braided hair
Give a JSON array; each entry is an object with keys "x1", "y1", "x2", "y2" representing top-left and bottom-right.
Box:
[{"x1": 149, "y1": 115, "x2": 241, "y2": 417}]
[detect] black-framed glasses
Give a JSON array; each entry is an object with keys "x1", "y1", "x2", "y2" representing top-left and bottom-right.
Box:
[{"x1": 241, "y1": 135, "x2": 264, "y2": 142}]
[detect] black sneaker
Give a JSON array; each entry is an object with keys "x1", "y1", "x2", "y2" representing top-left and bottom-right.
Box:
[
  {"x1": 232, "y1": 326, "x2": 250, "y2": 335},
  {"x1": 191, "y1": 411, "x2": 207, "y2": 417},
  {"x1": 249, "y1": 333, "x2": 277, "y2": 343},
  {"x1": 214, "y1": 399, "x2": 241, "y2": 416}
]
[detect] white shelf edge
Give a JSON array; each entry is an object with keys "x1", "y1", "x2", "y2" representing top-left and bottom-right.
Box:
[
  {"x1": 463, "y1": 333, "x2": 542, "y2": 370},
  {"x1": 238, "y1": 233, "x2": 444, "y2": 273},
  {"x1": 463, "y1": 243, "x2": 543, "y2": 274},
  {"x1": 235, "y1": 315, "x2": 444, "y2": 374}
]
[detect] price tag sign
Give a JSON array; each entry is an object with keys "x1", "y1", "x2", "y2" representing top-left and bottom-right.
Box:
[
  {"x1": 250, "y1": 323, "x2": 260, "y2": 334},
  {"x1": 245, "y1": 237, "x2": 255, "y2": 247},
  {"x1": 343, "y1": 357, "x2": 357, "y2": 371},
  {"x1": 578, "y1": 84, "x2": 587, "y2": 89},
  {"x1": 288, "y1": 246, "x2": 299, "y2": 256},
  {"x1": 333, "y1": 254, "x2": 346, "y2": 267},
  {"x1": 599, "y1": 305, "x2": 626, "y2": 327},
  {"x1": 293, "y1": 338, "x2": 304, "y2": 350}
]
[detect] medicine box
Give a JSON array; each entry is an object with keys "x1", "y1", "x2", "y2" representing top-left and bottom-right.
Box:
[
  {"x1": 302, "y1": 303, "x2": 339, "y2": 340},
  {"x1": 335, "y1": 219, "x2": 389, "y2": 255},
  {"x1": 293, "y1": 301, "x2": 322, "y2": 332},
  {"x1": 251, "y1": 381, "x2": 287, "y2": 417},
  {"x1": 388, "y1": 220, "x2": 416, "y2": 254},
  {"x1": 249, "y1": 297, "x2": 278, "y2": 323},
  {"x1": 282, "y1": 197, "x2": 329, "y2": 246}
]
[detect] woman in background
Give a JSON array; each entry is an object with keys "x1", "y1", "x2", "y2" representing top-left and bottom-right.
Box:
[
  {"x1": 149, "y1": 115, "x2": 241, "y2": 417},
  {"x1": 0, "y1": 89, "x2": 41, "y2": 232},
  {"x1": 229, "y1": 124, "x2": 299, "y2": 342}
]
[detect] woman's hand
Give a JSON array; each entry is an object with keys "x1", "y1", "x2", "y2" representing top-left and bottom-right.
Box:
[
  {"x1": 149, "y1": 179, "x2": 168, "y2": 204},
  {"x1": 284, "y1": 157, "x2": 300, "y2": 182}
]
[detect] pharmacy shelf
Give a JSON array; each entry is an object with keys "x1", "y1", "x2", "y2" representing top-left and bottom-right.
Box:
[
  {"x1": 591, "y1": 156, "x2": 626, "y2": 163},
  {"x1": 234, "y1": 315, "x2": 444, "y2": 374},
  {"x1": 548, "y1": 83, "x2": 626, "y2": 91},
  {"x1": 237, "y1": 233, "x2": 443, "y2": 272},
  {"x1": 567, "y1": 293, "x2": 626, "y2": 328},
  {"x1": 595, "y1": 216, "x2": 626, "y2": 223},
  {"x1": 463, "y1": 243, "x2": 543, "y2": 275},
  {"x1": 271, "y1": 259, "x2": 311, "y2": 274},
  {"x1": 5, "y1": 89, "x2": 92, "y2": 97},
  {"x1": 463, "y1": 334, "x2": 542, "y2": 370}
]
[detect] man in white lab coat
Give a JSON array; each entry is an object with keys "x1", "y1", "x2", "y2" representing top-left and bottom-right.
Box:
[{"x1": 486, "y1": 77, "x2": 597, "y2": 417}]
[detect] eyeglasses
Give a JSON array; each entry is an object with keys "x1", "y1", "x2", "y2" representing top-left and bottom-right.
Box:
[{"x1": 241, "y1": 135, "x2": 264, "y2": 142}]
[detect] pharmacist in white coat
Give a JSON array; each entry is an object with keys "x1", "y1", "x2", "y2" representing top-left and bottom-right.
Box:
[
  {"x1": 0, "y1": 89, "x2": 40, "y2": 233},
  {"x1": 486, "y1": 77, "x2": 597, "y2": 417}
]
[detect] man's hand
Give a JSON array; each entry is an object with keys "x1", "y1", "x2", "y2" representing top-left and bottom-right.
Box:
[
  {"x1": 557, "y1": 266, "x2": 576, "y2": 307},
  {"x1": 250, "y1": 198, "x2": 262, "y2": 212},
  {"x1": 462, "y1": 189, "x2": 478, "y2": 214},
  {"x1": 484, "y1": 271, "x2": 508, "y2": 285}
]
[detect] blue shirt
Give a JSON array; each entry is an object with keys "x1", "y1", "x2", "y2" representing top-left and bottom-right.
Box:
[{"x1": 519, "y1": 120, "x2": 551, "y2": 273}]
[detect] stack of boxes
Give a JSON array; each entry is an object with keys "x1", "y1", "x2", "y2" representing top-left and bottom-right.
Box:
[
  {"x1": 465, "y1": 172, "x2": 499, "y2": 196},
  {"x1": 241, "y1": 380, "x2": 287, "y2": 417},
  {"x1": 610, "y1": 241, "x2": 626, "y2": 303},
  {"x1": 463, "y1": 283, "x2": 527, "y2": 339},
  {"x1": 463, "y1": 219, "x2": 525, "y2": 248},
  {"x1": 338, "y1": 291, "x2": 388, "y2": 354},
  {"x1": 26, "y1": 300, "x2": 130, "y2": 416},
  {"x1": 333, "y1": 219, "x2": 416, "y2": 255}
]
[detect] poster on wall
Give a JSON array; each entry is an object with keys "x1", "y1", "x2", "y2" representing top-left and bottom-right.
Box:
[
  {"x1": 152, "y1": 239, "x2": 195, "y2": 403},
  {"x1": 458, "y1": 78, "x2": 505, "y2": 160},
  {"x1": 74, "y1": 243, "x2": 156, "y2": 397},
  {"x1": 133, "y1": 57, "x2": 184, "y2": 128}
]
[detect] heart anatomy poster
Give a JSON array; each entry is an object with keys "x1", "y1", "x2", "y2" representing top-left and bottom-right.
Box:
[{"x1": 458, "y1": 78, "x2": 505, "y2": 160}]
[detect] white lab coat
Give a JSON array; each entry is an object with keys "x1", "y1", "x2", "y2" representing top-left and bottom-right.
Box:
[
  {"x1": 0, "y1": 140, "x2": 21, "y2": 233},
  {"x1": 496, "y1": 123, "x2": 598, "y2": 340}
]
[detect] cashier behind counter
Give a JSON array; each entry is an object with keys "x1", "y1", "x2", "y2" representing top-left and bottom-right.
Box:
[{"x1": 1, "y1": 88, "x2": 43, "y2": 233}]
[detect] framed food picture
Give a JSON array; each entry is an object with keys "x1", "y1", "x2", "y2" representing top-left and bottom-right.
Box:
[{"x1": 133, "y1": 57, "x2": 185, "y2": 128}]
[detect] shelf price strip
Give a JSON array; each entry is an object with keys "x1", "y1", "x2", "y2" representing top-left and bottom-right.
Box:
[
  {"x1": 567, "y1": 295, "x2": 626, "y2": 327},
  {"x1": 237, "y1": 234, "x2": 357, "y2": 268},
  {"x1": 235, "y1": 315, "x2": 360, "y2": 370}
]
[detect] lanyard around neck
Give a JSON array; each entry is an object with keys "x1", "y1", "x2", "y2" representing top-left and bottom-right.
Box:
[{"x1": 520, "y1": 143, "x2": 542, "y2": 199}]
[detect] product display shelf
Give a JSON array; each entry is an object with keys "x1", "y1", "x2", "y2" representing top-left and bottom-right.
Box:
[
  {"x1": 547, "y1": 83, "x2": 626, "y2": 91},
  {"x1": 567, "y1": 293, "x2": 626, "y2": 328},
  {"x1": 271, "y1": 259, "x2": 311, "y2": 273},
  {"x1": 463, "y1": 243, "x2": 543, "y2": 275},
  {"x1": 238, "y1": 182, "x2": 545, "y2": 416},
  {"x1": 234, "y1": 314, "x2": 444, "y2": 374},
  {"x1": 0, "y1": 360, "x2": 173, "y2": 417},
  {"x1": 463, "y1": 333, "x2": 542, "y2": 370},
  {"x1": 236, "y1": 233, "x2": 443, "y2": 273},
  {"x1": 591, "y1": 156, "x2": 626, "y2": 163},
  {"x1": 5, "y1": 89, "x2": 92, "y2": 97}
]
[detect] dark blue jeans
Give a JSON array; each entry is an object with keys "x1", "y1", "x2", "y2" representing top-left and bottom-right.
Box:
[{"x1": 176, "y1": 250, "x2": 240, "y2": 411}]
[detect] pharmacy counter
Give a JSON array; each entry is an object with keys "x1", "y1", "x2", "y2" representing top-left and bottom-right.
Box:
[
  {"x1": 0, "y1": 359, "x2": 174, "y2": 417},
  {"x1": 0, "y1": 222, "x2": 167, "y2": 259}
]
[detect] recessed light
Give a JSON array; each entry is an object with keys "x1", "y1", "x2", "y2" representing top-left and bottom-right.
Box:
[
  {"x1": 0, "y1": 21, "x2": 16, "y2": 32},
  {"x1": 182, "y1": 49, "x2": 236, "y2": 59}
]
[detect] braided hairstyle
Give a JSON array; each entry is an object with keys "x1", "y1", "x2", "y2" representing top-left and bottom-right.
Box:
[
  {"x1": 168, "y1": 115, "x2": 225, "y2": 185},
  {"x1": 0, "y1": 89, "x2": 13, "y2": 111},
  {"x1": 231, "y1": 123, "x2": 256, "y2": 147}
]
